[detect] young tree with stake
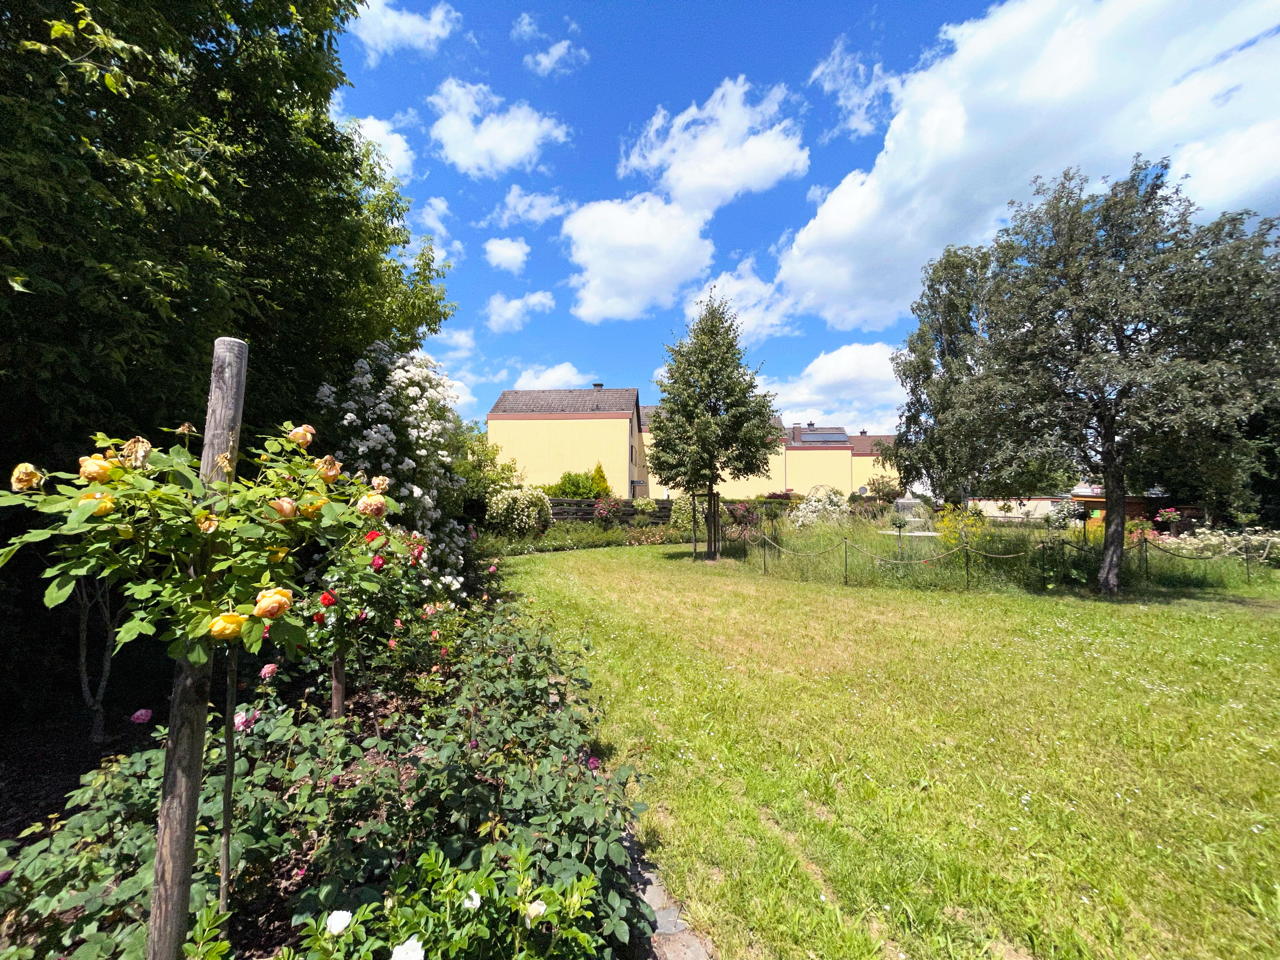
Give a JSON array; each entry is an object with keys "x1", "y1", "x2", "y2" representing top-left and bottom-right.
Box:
[{"x1": 648, "y1": 295, "x2": 781, "y2": 560}]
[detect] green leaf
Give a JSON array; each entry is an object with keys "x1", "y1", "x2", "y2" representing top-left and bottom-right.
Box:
[{"x1": 44, "y1": 575, "x2": 76, "y2": 608}]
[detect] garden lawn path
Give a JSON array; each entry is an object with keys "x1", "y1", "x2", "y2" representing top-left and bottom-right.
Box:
[{"x1": 506, "y1": 545, "x2": 1280, "y2": 960}]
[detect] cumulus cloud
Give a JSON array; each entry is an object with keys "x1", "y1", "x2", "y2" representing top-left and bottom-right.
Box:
[
  {"x1": 482, "y1": 184, "x2": 575, "y2": 228},
  {"x1": 350, "y1": 0, "x2": 461, "y2": 67},
  {"x1": 561, "y1": 193, "x2": 713, "y2": 323},
  {"x1": 352, "y1": 114, "x2": 416, "y2": 180},
  {"x1": 418, "y1": 196, "x2": 451, "y2": 240},
  {"x1": 427, "y1": 326, "x2": 475, "y2": 363},
  {"x1": 763, "y1": 342, "x2": 905, "y2": 435},
  {"x1": 483, "y1": 237, "x2": 531, "y2": 274},
  {"x1": 514, "y1": 361, "x2": 596, "y2": 390},
  {"x1": 778, "y1": 0, "x2": 1280, "y2": 331},
  {"x1": 619, "y1": 76, "x2": 809, "y2": 213},
  {"x1": 524, "y1": 39, "x2": 590, "y2": 76},
  {"x1": 427, "y1": 78, "x2": 569, "y2": 178},
  {"x1": 684, "y1": 258, "x2": 797, "y2": 347},
  {"x1": 809, "y1": 35, "x2": 902, "y2": 140},
  {"x1": 486, "y1": 290, "x2": 555, "y2": 333}
]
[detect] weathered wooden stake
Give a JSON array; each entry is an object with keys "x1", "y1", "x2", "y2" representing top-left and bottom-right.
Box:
[
  {"x1": 218, "y1": 647, "x2": 237, "y2": 913},
  {"x1": 148, "y1": 337, "x2": 247, "y2": 960},
  {"x1": 843, "y1": 539, "x2": 849, "y2": 587}
]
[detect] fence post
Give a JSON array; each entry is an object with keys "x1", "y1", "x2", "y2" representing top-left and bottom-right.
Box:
[
  {"x1": 690, "y1": 493, "x2": 698, "y2": 561},
  {"x1": 1244, "y1": 541, "x2": 1252, "y2": 584},
  {"x1": 843, "y1": 538, "x2": 849, "y2": 586},
  {"x1": 763, "y1": 532, "x2": 768, "y2": 575},
  {"x1": 1142, "y1": 537, "x2": 1150, "y2": 582},
  {"x1": 963, "y1": 533, "x2": 972, "y2": 590},
  {"x1": 148, "y1": 337, "x2": 247, "y2": 960}
]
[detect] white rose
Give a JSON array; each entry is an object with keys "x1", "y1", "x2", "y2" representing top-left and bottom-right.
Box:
[
  {"x1": 390, "y1": 937, "x2": 425, "y2": 960},
  {"x1": 326, "y1": 910, "x2": 353, "y2": 935},
  {"x1": 463, "y1": 889, "x2": 481, "y2": 910},
  {"x1": 524, "y1": 899, "x2": 547, "y2": 927}
]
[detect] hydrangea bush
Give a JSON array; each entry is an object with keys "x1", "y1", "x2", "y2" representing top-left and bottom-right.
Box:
[
  {"x1": 487, "y1": 487, "x2": 553, "y2": 538},
  {"x1": 1175, "y1": 526, "x2": 1280, "y2": 566},
  {"x1": 317, "y1": 342, "x2": 471, "y2": 596}
]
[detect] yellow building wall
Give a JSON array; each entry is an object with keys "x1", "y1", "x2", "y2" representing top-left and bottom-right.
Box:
[
  {"x1": 851, "y1": 457, "x2": 896, "y2": 496},
  {"x1": 784, "y1": 449, "x2": 852, "y2": 497},
  {"x1": 487, "y1": 417, "x2": 632, "y2": 497},
  {"x1": 717, "y1": 449, "x2": 787, "y2": 498}
]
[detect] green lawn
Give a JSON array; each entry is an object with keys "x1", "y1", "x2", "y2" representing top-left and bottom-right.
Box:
[{"x1": 505, "y1": 546, "x2": 1280, "y2": 960}]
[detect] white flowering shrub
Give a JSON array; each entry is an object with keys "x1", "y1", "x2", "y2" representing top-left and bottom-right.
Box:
[
  {"x1": 318, "y1": 342, "x2": 471, "y2": 592},
  {"x1": 791, "y1": 487, "x2": 849, "y2": 528},
  {"x1": 1174, "y1": 526, "x2": 1280, "y2": 566},
  {"x1": 1045, "y1": 499, "x2": 1082, "y2": 530},
  {"x1": 487, "y1": 487, "x2": 552, "y2": 537}
]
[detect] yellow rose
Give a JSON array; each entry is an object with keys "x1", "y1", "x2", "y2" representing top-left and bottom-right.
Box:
[
  {"x1": 371, "y1": 475, "x2": 391, "y2": 493},
  {"x1": 120, "y1": 436, "x2": 152, "y2": 469},
  {"x1": 299, "y1": 497, "x2": 329, "y2": 518},
  {"x1": 79, "y1": 491, "x2": 114, "y2": 516},
  {"x1": 356, "y1": 493, "x2": 387, "y2": 518},
  {"x1": 10, "y1": 463, "x2": 41, "y2": 491},
  {"x1": 209, "y1": 613, "x2": 247, "y2": 641},
  {"x1": 313, "y1": 455, "x2": 342, "y2": 484},
  {"x1": 288, "y1": 424, "x2": 316, "y2": 448},
  {"x1": 79, "y1": 454, "x2": 113, "y2": 483},
  {"x1": 269, "y1": 497, "x2": 298, "y2": 519},
  {"x1": 197, "y1": 513, "x2": 219, "y2": 533},
  {"x1": 267, "y1": 546, "x2": 289, "y2": 563},
  {"x1": 252, "y1": 587, "x2": 293, "y2": 619}
]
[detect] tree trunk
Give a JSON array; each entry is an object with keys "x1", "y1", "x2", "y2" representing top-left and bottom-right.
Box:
[
  {"x1": 705, "y1": 485, "x2": 718, "y2": 560},
  {"x1": 148, "y1": 657, "x2": 212, "y2": 960},
  {"x1": 1097, "y1": 462, "x2": 1126, "y2": 596},
  {"x1": 331, "y1": 648, "x2": 346, "y2": 719}
]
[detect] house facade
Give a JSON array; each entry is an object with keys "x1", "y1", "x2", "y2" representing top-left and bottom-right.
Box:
[{"x1": 486, "y1": 385, "x2": 650, "y2": 498}]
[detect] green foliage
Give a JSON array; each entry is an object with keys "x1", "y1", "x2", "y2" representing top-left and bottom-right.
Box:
[
  {"x1": 648, "y1": 296, "x2": 781, "y2": 498},
  {"x1": 541, "y1": 465, "x2": 611, "y2": 500},
  {"x1": 455, "y1": 426, "x2": 523, "y2": 525},
  {"x1": 0, "y1": 606, "x2": 651, "y2": 958},
  {"x1": 866, "y1": 475, "x2": 904, "y2": 503},
  {"x1": 935, "y1": 503, "x2": 987, "y2": 548},
  {"x1": 487, "y1": 488, "x2": 553, "y2": 537},
  {"x1": 889, "y1": 158, "x2": 1280, "y2": 592},
  {"x1": 631, "y1": 497, "x2": 657, "y2": 517},
  {"x1": 479, "y1": 522, "x2": 686, "y2": 556},
  {"x1": 668, "y1": 494, "x2": 694, "y2": 531}
]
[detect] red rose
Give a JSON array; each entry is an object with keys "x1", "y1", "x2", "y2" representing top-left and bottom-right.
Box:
[
  {"x1": 371, "y1": 554, "x2": 386, "y2": 571},
  {"x1": 364, "y1": 530, "x2": 381, "y2": 543},
  {"x1": 313, "y1": 612, "x2": 326, "y2": 625},
  {"x1": 320, "y1": 590, "x2": 338, "y2": 607}
]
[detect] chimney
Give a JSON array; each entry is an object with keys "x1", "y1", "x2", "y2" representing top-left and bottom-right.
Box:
[
  {"x1": 859, "y1": 429, "x2": 867, "y2": 436},
  {"x1": 592, "y1": 382, "x2": 603, "y2": 390},
  {"x1": 806, "y1": 420, "x2": 815, "y2": 429}
]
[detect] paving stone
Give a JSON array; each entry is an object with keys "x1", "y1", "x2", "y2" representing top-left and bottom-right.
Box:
[{"x1": 653, "y1": 905, "x2": 687, "y2": 935}]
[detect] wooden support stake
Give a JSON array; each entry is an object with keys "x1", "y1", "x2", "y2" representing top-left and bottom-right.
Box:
[
  {"x1": 843, "y1": 539, "x2": 849, "y2": 587},
  {"x1": 149, "y1": 337, "x2": 247, "y2": 960}
]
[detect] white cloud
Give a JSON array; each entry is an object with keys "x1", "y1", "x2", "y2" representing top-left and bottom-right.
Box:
[
  {"x1": 350, "y1": 0, "x2": 461, "y2": 67},
  {"x1": 805, "y1": 184, "x2": 830, "y2": 204},
  {"x1": 809, "y1": 35, "x2": 902, "y2": 140},
  {"x1": 684, "y1": 257, "x2": 797, "y2": 347},
  {"x1": 482, "y1": 184, "x2": 575, "y2": 228},
  {"x1": 514, "y1": 361, "x2": 595, "y2": 390},
  {"x1": 427, "y1": 78, "x2": 569, "y2": 178},
  {"x1": 778, "y1": 0, "x2": 1280, "y2": 331},
  {"x1": 486, "y1": 290, "x2": 555, "y2": 333},
  {"x1": 524, "y1": 39, "x2": 590, "y2": 76},
  {"x1": 352, "y1": 115, "x2": 416, "y2": 180},
  {"x1": 561, "y1": 192, "x2": 713, "y2": 323},
  {"x1": 620, "y1": 76, "x2": 809, "y2": 213},
  {"x1": 483, "y1": 237, "x2": 531, "y2": 274},
  {"x1": 510, "y1": 12, "x2": 542, "y2": 41},
  {"x1": 764, "y1": 342, "x2": 905, "y2": 435},
  {"x1": 427, "y1": 326, "x2": 475, "y2": 362},
  {"x1": 418, "y1": 196, "x2": 451, "y2": 240}
]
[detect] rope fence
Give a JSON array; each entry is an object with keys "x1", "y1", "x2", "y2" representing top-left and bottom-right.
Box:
[{"x1": 740, "y1": 525, "x2": 1278, "y2": 592}]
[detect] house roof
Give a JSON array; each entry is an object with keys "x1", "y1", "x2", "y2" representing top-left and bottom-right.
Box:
[
  {"x1": 639, "y1": 407, "x2": 787, "y2": 434},
  {"x1": 488, "y1": 387, "x2": 639, "y2": 417},
  {"x1": 785, "y1": 422, "x2": 894, "y2": 454}
]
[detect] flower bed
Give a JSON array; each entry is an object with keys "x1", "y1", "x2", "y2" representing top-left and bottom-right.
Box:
[{"x1": 479, "y1": 521, "x2": 687, "y2": 557}]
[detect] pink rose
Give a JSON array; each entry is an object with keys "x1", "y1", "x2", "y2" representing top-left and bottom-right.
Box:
[
  {"x1": 234, "y1": 709, "x2": 261, "y2": 733},
  {"x1": 488, "y1": 565, "x2": 497, "y2": 574},
  {"x1": 130, "y1": 708, "x2": 152, "y2": 724},
  {"x1": 259, "y1": 663, "x2": 278, "y2": 680},
  {"x1": 370, "y1": 554, "x2": 386, "y2": 571}
]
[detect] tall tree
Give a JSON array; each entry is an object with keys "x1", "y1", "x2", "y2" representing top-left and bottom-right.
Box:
[
  {"x1": 648, "y1": 295, "x2": 780, "y2": 559},
  {"x1": 891, "y1": 158, "x2": 1279, "y2": 594}
]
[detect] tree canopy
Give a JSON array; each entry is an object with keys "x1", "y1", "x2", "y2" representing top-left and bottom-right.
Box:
[{"x1": 887, "y1": 158, "x2": 1280, "y2": 594}]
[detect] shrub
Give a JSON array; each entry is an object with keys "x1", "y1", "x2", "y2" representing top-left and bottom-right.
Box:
[
  {"x1": 866, "y1": 474, "x2": 904, "y2": 503},
  {"x1": 587, "y1": 463, "x2": 612, "y2": 499},
  {"x1": 724, "y1": 501, "x2": 759, "y2": 528},
  {"x1": 542, "y1": 470, "x2": 596, "y2": 499},
  {"x1": 487, "y1": 487, "x2": 552, "y2": 537},
  {"x1": 792, "y1": 488, "x2": 848, "y2": 528},
  {"x1": 480, "y1": 521, "x2": 686, "y2": 556},
  {"x1": 593, "y1": 496, "x2": 623, "y2": 524},
  {"x1": 1045, "y1": 499, "x2": 1083, "y2": 530},
  {"x1": 936, "y1": 503, "x2": 987, "y2": 546},
  {"x1": 632, "y1": 497, "x2": 657, "y2": 515},
  {"x1": 669, "y1": 494, "x2": 694, "y2": 531}
]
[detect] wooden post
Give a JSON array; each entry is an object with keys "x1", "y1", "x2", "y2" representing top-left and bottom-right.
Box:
[
  {"x1": 1244, "y1": 541, "x2": 1252, "y2": 584},
  {"x1": 843, "y1": 538, "x2": 848, "y2": 587},
  {"x1": 691, "y1": 493, "x2": 698, "y2": 561},
  {"x1": 963, "y1": 534, "x2": 972, "y2": 590},
  {"x1": 149, "y1": 337, "x2": 247, "y2": 960},
  {"x1": 219, "y1": 648, "x2": 237, "y2": 912}
]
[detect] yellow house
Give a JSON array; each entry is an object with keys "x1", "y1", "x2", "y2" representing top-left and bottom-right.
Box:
[
  {"x1": 487, "y1": 385, "x2": 649, "y2": 497},
  {"x1": 639, "y1": 407, "x2": 896, "y2": 499}
]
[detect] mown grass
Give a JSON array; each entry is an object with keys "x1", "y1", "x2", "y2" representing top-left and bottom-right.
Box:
[{"x1": 505, "y1": 546, "x2": 1280, "y2": 960}]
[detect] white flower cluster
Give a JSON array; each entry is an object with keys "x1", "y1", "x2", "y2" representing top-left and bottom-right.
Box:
[
  {"x1": 1045, "y1": 499, "x2": 1082, "y2": 530},
  {"x1": 791, "y1": 488, "x2": 849, "y2": 528},
  {"x1": 318, "y1": 342, "x2": 470, "y2": 591},
  {"x1": 487, "y1": 487, "x2": 552, "y2": 537},
  {"x1": 1175, "y1": 526, "x2": 1280, "y2": 566}
]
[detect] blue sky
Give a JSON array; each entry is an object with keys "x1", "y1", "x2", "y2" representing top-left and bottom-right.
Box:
[{"x1": 334, "y1": 0, "x2": 1280, "y2": 432}]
